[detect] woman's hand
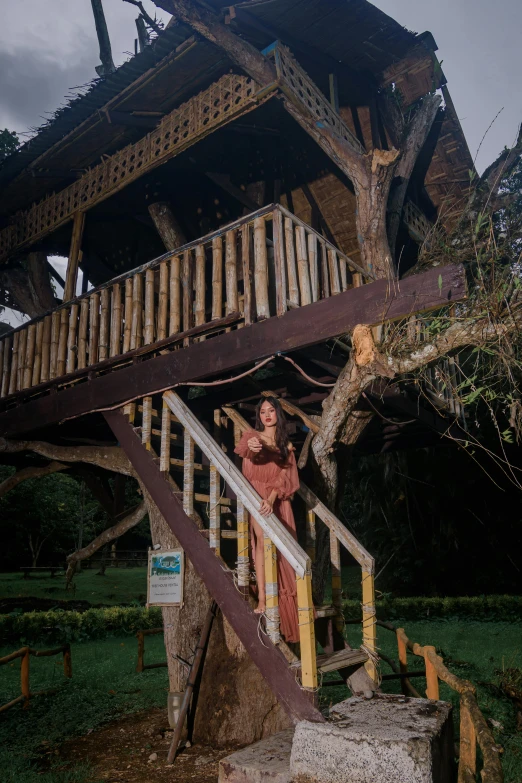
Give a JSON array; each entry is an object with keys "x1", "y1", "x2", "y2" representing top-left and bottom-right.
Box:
[
  {"x1": 247, "y1": 436, "x2": 263, "y2": 453},
  {"x1": 259, "y1": 498, "x2": 273, "y2": 516}
]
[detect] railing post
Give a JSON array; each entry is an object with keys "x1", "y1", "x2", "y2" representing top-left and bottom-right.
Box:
[
  {"x1": 284, "y1": 216, "x2": 299, "y2": 307},
  {"x1": 329, "y1": 531, "x2": 344, "y2": 634},
  {"x1": 234, "y1": 421, "x2": 250, "y2": 596},
  {"x1": 397, "y1": 628, "x2": 409, "y2": 696},
  {"x1": 136, "y1": 631, "x2": 145, "y2": 673},
  {"x1": 458, "y1": 697, "x2": 477, "y2": 782},
  {"x1": 160, "y1": 401, "x2": 171, "y2": 474},
  {"x1": 424, "y1": 646, "x2": 440, "y2": 700},
  {"x1": 263, "y1": 534, "x2": 280, "y2": 643},
  {"x1": 1, "y1": 335, "x2": 11, "y2": 397},
  {"x1": 305, "y1": 510, "x2": 316, "y2": 562},
  {"x1": 253, "y1": 217, "x2": 270, "y2": 319},
  {"x1": 272, "y1": 210, "x2": 287, "y2": 316},
  {"x1": 183, "y1": 431, "x2": 195, "y2": 517},
  {"x1": 362, "y1": 568, "x2": 377, "y2": 681},
  {"x1": 142, "y1": 397, "x2": 152, "y2": 450},
  {"x1": 20, "y1": 647, "x2": 30, "y2": 708},
  {"x1": 296, "y1": 569, "x2": 318, "y2": 690},
  {"x1": 169, "y1": 255, "x2": 181, "y2": 336},
  {"x1": 63, "y1": 644, "x2": 72, "y2": 678}
]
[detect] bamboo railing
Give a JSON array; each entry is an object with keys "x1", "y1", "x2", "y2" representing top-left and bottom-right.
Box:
[
  {"x1": 0, "y1": 643, "x2": 72, "y2": 713},
  {"x1": 135, "y1": 628, "x2": 167, "y2": 672},
  {"x1": 0, "y1": 205, "x2": 369, "y2": 404},
  {"x1": 379, "y1": 622, "x2": 503, "y2": 783}
]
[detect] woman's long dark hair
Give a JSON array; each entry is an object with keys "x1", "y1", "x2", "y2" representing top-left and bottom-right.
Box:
[{"x1": 255, "y1": 396, "x2": 290, "y2": 461}]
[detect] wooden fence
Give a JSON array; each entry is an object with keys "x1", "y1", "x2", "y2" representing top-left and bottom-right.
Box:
[
  {"x1": 135, "y1": 628, "x2": 167, "y2": 672},
  {"x1": 0, "y1": 644, "x2": 72, "y2": 713},
  {"x1": 0, "y1": 203, "x2": 369, "y2": 404},
  {"x1": 379, "y1": 621, "x2": 503, "y2": 783}
]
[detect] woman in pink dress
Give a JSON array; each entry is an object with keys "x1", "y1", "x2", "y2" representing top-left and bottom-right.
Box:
[{"x1": 234, "y1": 397, "x2": 300, "y2": 643}]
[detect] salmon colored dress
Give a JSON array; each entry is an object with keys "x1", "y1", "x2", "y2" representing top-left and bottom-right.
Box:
[{"x1": 234, "y1": 429, "x2": 300, "y2": 643}]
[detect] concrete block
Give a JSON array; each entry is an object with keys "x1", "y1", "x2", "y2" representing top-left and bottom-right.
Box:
[
  {"x1": 219, "y1": 728, "x2": 294, "y2": 783},
  {"x1": 290, "y1": 694, "x2": 454, "y2": 783}
]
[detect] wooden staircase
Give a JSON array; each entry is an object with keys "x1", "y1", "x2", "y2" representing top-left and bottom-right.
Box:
[{"x1": 104, "y1": 390, "x2": 378, "y2": 724}]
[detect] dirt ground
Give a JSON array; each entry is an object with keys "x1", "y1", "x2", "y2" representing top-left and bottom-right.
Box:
[{"x1": 59, "y1": 707, "x2": 234, "y2": 782}]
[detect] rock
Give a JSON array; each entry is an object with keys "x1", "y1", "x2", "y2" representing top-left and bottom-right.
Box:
[
  {"x1": 195, "y1": 755, "x2": 213, "y2": 766},
  {"x1": 219, "y1": 728, "x2": 294, "y2": 782},
  {"x1": 148, "y1": 752, "x2": 158, "y2": 763}
]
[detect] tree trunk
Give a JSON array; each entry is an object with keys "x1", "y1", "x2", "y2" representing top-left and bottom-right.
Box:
[
  {"x1": 148, "y1": 202, "x2": 187, "y2": 251},
  {"x1": 142, "y1": 484, "x2": 290, "y2": 746},
  {"x1": 0, "y1": 252, "x2": 56, "y2": 318}
]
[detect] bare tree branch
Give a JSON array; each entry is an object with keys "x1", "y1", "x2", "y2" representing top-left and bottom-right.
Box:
[
  {"x1": 0, "y1": 461, "x2": 68, "y2": 498},
  {"x1": 0, "y1": 440, "x2": 133, "y2": 477}
]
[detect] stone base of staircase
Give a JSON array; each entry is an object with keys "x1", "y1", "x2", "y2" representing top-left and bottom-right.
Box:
[{"x1": 219, "y1": 694, "x2": 454, "y2": 783}]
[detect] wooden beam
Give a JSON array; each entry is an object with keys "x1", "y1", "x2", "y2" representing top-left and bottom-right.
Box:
[
  {"x1": 0, "y1": 263, "x2": 466, "y2": 437},
  {"x1": 260, "y1": 390, "x2": 319, "y2": 433},
  {"x1": 205, "y1": 172, "x2": 260, "y2": 212},
  {"x1": 104, "y1": 408, "x2": 324, "y2": 725},
  {"x1": 63, "y1": 212, "x2": 85, "y2": 303}
]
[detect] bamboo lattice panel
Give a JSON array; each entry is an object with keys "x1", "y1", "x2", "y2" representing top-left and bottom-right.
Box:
[
  {"x1": 0, "y1": 74, "x2": 259, "y2": 262},
  {"x1": 272, "y1": 44, "x2": 364, "y2": 155}
]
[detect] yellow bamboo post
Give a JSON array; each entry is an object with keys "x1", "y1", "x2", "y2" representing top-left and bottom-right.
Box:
[
  {"x1": 296, "y1": 569, "x2": 318, "y2": 689},
  {"x1": 212, "y1": 236, "x2": 223, "y2": 320},
  {"x1": 98, "y1": 288, "x2": 110, "y2": 360},
  {"x1": 305, "y1": 509, "x2": 316, "y2": 562},
  {"x1": 169, "y1": 256, "x2": 181, "y2": 335},
  {"x1": 8, "y1": 331, "x2": 19, "y2": 395},
  {"x1": 124, "y1": 402, "x2": 136, "y2": 424},
  {"x1": 142, "y1": 396, "x2": 152, "y2": 450},
  {"x1": 144, "y1": 268, "x2": 155, "y2": 345},
  {"x1": 40, "y1": 315, "x2": 52, "y2": 383},
  {"x1": 307, "y1": 232, "x2": 319, "y2": 302},
  {"x1": 362, "y1": 568, "x2": 377, "y2": 681},
  {"x1": 225, "y1": 229, "x2": 238, "y2": 315},
  {"x1": 23, "y1": 324, "x2": 37, "y2": 389},
  {"x1": 56, "y1": 309, "x2": 69, "y2": 377},
  {"x1": 63, "y1": 211, "x2": 85, "y2": 302},
  {"x1": 136, "y1": 631, "x2": 145, "y2": 673},
  {"x1": 459, "y1": 700, "x2": 477, "y2": 781},
  {"x1": 352, "y1": 272, "x2": 363, "y2": 288},
  {"x1": 284, "y1": 217, "x2": 299, "y2": 306},
  {"x1": 424, "y1": 646, "x2": 440, "y2": 700},
  {"x1": 63, "y1": 644, "x2": 72, "y2": 678},
  {"x1": 123, "y1": 278, "x2": 133, "y2": 353},
  {"x1": 397, "y1": 628, "x2": 409, "y2": 696},
  {"x1": 20, "y1": 647, "x2": 30, "y2": 707},
  {"x1": 32, "y1": 320, "x2": 44, "y2": 386},
  {"x1": 194, "y1": 245, "x2": 206, "y2": 331},
  {"x1": 157, "y1": 261, "x2": 168, "y2": 340},
  {"x1": 253, "y1": 216, "x2": 270, "y2": 319},
  {"x1": 182, "y1": 250, "x2": 193, "y2": 346},
  {"x1": 77, "y1": 299, "x2": 89, "y2": 369},
  {"x1": 295, "y1": 225, "x2": 312, "y2": 305},
  {"x1": 264, "y1": 534, "x2": 280, "y2": 644},
  {"x1": 89, "y1": 292, "x2": 100, "y2": 365},
  {"x1": 66, "y1": 304, "x2": 79, "y2": 374},
  {"x1": 160, "y1": 400, "x2": 171, "y2": 473},
  {"x1": 17, "y1": 328, "x2": 27, "y2": 391},
  {"x1": 183, "y1": 432, "x2": 194, "y2": 517},
  {"x1": 330, "y1": 530, "x2": 344, "y2": 634},
  {"x1": 110, "y1": 283, "x2": 122, "y2": 357},
  {"x1": 327, "y1": 247, "x2": 341, "y2": 294},
  {"x1": 0, "y1": 336, "x2": 10, "y2": 398}
]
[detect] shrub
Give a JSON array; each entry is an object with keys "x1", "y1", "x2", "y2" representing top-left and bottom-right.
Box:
[{"x1": 343, "y1": 594, "x2": 522, "y2": 622}]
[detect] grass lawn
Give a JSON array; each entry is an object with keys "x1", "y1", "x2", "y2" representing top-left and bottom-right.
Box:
[
  {"x1": 0, "y1": 568, "x2": 148, "y2": 606},
  {"x1": 0, "y1": 634, "x2": 168, "y2": 783}
]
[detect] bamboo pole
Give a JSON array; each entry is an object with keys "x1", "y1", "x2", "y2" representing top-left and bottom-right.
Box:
[
  {"x1": 142, "y1": 396, "x2": 152, "y2": 451},
  {"x1": 63, "y1": 211, "x2": 85, "y2": 302},
  {"x1": 424, "y1": 645, "x2": 440, "y2": 700},
  {"x1": 319, "y1": 239, "x2": 330, "y2": 299},
  {"x1": 340, "y1": 259, "x2": 348, "y2": 292},
  {"x1": 296, "y1": 570, "x2": 318, "y2": 689},
  {"x1": 110, "y1": 283, "x2": 122, "y2": 357},
  {"x1": 253, "y1": 216, "x2": 270, "y2": 319},
  {"x1": 307, "y1": 232, "x2": 319, "y2": 302},
  {"x1": 23, "y1": 324, "x2": 37, "y2": 389},
  {"x1": 66, "y1": 304, "x2": 79, "y2": 374},
  {"x1": 209, "y1": 460, "x2": 221, "y2": 556},
  {"x1": 295, "y1": 225, "x2": 312, "y2": 306},
  {"x1": 130, "y1": 273, "x2": 143, "y2": 350},
  {"x1": 397, "y1": 628, "x2": 409, "y2": 696},
  {"x1": 169, "y1": 256, "x2": 181, "y2": 335},
  {"x1": 41, "y1": 315, "x2": 52, "y2": 383},
  {"x1": 8, "y1": 332, "x2": 18, "y2": 395},
  {"x1": 160, "y1": 400, "x2": 171, "y2": 473},
  {"x1": 98, "y1": 288, "x2": 110, "y2": 360},
  {"x1": 352, "y1": 272, "x2": 363, "y2": 288},
  {"x1": 328, "y1": 247, "x2": 341, "y2": 295},
  {"x1": 183, "y1": 432, "x2": 195, "y2": 517},
  {"x1": 330, "y1": 531, "x2": 344, "y2": 633},
  {"x1": 157, "y1": 261, "x2": 168, "y2": 340},
  {"x1": 182, "y1": 250, "x2": 193, "y2": 346},
  {"x1": 212, "y1": 236, "x2": 223, "y2": 320},
  {"x1": 234, "y1": 421, "x2": 250, "y2": 595},
  {"x1": 0, "y1": 336, "x2": 10, "y2": 398},
  {"x1": 56, "y1": 309, "x2": 69, "y2": 378},
  {"x1": 305, "y1": 509, "x2": 316, "y2": 562},
  {"x1": 89, "y1": 292, "x2": 100, "y2": 365},
  {"x1": 362, "y1": 569, "x2": 377, "y2": 681},
  {"x1": 32, "y1": 320, "x2": 44, "y2": 386},
  {"x1": 241, "y1": 223, "x2": 253, "y2": 325},
  {"x1": 284, "y1": 217, "x2": 299, "y2": 306},
  {"x1": 17, "y1": 328, "x2": 27, "y2": 391},
  {"x1": 20, "y1": 647, "x2": 30, "y2": 707},
  {"x1": 458, "y1": 701, "x2": 477, "y2": 782},
  {"x1": 272, "y1": 209, "x2": 287, "y2": 316},
  {"x1": 123, "y1": 277, "x2": 133, "y2": 353},
  {"x1": 77, "y1": 299, "x2": 89, "y2": 369},
  {"x1": 225, "y1": 229, "x2": 238, "y2": 315},
  {"x1": 264, "y1": 534, "x2": 280, "y2": 643},
  {"x1": 144, "y1": 268, "x2": 155, "y2": 345},
  {"x1": 194, "y1": 244, "x2": 206, "y2": 329}
]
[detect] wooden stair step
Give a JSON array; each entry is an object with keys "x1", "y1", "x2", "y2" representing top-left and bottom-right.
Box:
[
  {"x1": 289, "y1": 647, "x2": 368, "y2": 674},
  {"x1": 314, "y1": 605, "x2": 339, "y2": 619}
]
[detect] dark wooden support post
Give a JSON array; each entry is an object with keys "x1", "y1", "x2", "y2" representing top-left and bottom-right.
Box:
[
  {"x1": 91, "y1": 0, "x2": 116, "y2": 76},
  {"x1": 148, "y1": 202, "x2": 187, "y2": 251},
  {"x1": 64, "y1": 212, "x2": 85, "y2": 303}
]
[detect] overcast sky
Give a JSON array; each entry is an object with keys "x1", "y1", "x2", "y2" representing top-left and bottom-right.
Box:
[{"x1": 1, "y1": 1, "x2": 520, "y2": 171}]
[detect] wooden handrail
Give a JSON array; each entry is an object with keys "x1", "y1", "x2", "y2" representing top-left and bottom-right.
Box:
[{"x1": 0, "y1": 643, "x2": 72, "y2": 714}]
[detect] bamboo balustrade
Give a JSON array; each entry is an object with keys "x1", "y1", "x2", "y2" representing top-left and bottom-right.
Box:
[
  {"x1": 0, "y1": 204, "x2": 370, "y2": 405},
  {"x1": 377, "y1": 622, "x2": 503, "y2": 783},
  {"x1": 0, "y1": 644, "x2": 72, "y2": 713}
]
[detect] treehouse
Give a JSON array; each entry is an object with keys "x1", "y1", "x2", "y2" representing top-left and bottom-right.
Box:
[{"x1": 0, "y1": 0, "x2": 471, "y2": 729}]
